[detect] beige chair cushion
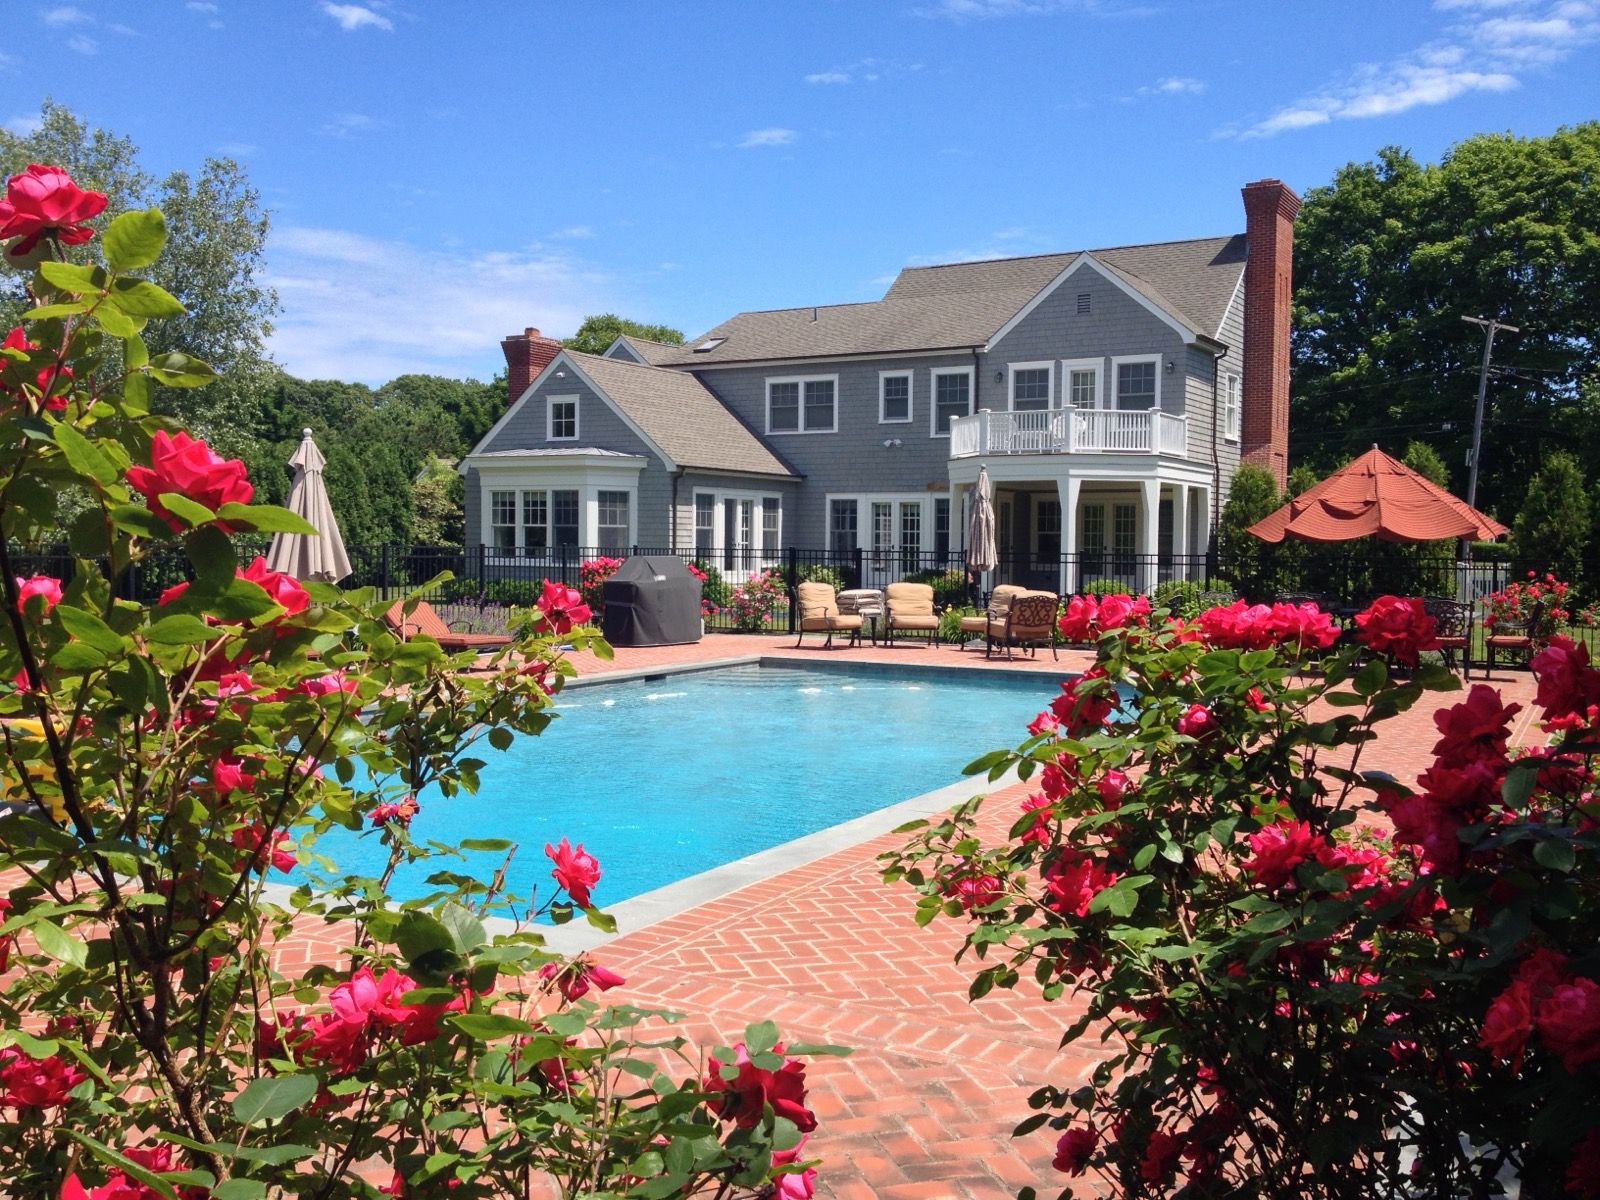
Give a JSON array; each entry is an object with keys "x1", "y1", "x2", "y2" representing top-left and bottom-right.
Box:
[
  {"x1": 885, "y1": 582, "x2": 936, "y2": 618},
  {"x1": 957, "y1": 614, "x2": 989, "y2": 634},
  {"x1": 1007, "y1": 592, "x2": 1059, "y2": 637},
  {"x1": 796, "y1": 580, "x2": 861, "y2": 634},
  {"x1": 987, "y1": 584, "x2": 1027, "y2": 618}
]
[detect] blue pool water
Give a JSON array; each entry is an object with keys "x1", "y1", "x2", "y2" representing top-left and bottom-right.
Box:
[{"x1": 300, "y1": 663, "x2": 1061, "y2": 908}]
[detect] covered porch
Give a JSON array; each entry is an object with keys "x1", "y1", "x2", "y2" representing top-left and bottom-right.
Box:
[{"x1": 950, "y1": 458, "x2": 1214, "y2": 597}]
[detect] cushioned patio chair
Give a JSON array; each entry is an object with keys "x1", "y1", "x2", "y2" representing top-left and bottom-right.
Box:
[
  {"x1": 958, "y1": 584, "x2": 1026, "y2": 653},
  {"x1": 793, "y1": 581, "x2": 864, "y2": 650},
  {"x1": 1482, "y1": 600, "x2": 1544, "y2": 678},
  {"x1": 989, "y1": 590, "x2": 1060, "y2": 661},
  {"x1": 883, "y1": 582, "x2": 939, "y2": 647},
  {"x1": 383, "y1": 599, "x2": 512, "y2": 652},
  {"x1": 1422, "y1": 595, "x2": 1473, "y2": 677}
]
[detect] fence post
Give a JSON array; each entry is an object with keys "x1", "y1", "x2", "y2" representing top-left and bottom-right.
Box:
[
  {"x1": 852, "y1": 546, "x2": 864, "y2": 591},
  {"x1": 476, "y1": 544, "x2": 487, "y2": 596},
  {"x1": 786, "y1": 546, "x2": 798, "y2": 634},
  {"x1": 380, "y1": 544, "x2": 391, "y2": 597}
]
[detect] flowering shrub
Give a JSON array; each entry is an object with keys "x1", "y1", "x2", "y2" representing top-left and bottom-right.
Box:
[
  {"x1": 0, "y1": 166, "x2": 839, "y2": 1198},
  {"x1": 725, "y1": 569, "x2": 787, "y2": 633},
  {"x1": 686, "y1": 561, "x2": 718, "y2": 618},
  {"x1": 1484, "y1": 571, "x2": 1571, "y2": 637},
  {"x1": 577, "y1": 555, "x2": 625, "y2": 616},
  {"x1": 1576, "y1": 601, "x2": 1600, "y2": 630},
  {"x1": 886, "y1": 593, "x2": 1599, "y2": 1197}
]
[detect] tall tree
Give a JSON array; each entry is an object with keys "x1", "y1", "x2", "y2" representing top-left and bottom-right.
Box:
[
  {"x1": 1512, "y1": 450, "x2": 1589, "y2": 580},
  {"x1": 1291, "y1": 124, "x2": 1600, "y2": 522},
  {"x1": 1401, "y1": 441, "x2": 1450, "y2": 488},
  {"x1": 562, "y1": 313, "x2": 684, "y2": 356}
]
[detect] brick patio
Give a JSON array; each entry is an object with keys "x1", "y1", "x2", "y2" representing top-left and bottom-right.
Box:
[{"x1": 266, "y1": 631, "x2": 1542, "y2": 1200}]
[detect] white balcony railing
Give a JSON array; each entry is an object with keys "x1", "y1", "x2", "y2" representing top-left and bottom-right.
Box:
[{"x1": 948, "y1": 408, "x2": 1190, "y2": 458}]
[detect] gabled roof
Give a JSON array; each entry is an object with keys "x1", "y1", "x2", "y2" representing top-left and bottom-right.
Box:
[
  {"x1": 650, "y1": 234, "x2": 1247, "y2": 366},
  {"x1": 565, "y1": 351, "x2": 796, "y2": 478},
  {"x1": 606, "y1": 334, "x2": 686, "y2": 366}
]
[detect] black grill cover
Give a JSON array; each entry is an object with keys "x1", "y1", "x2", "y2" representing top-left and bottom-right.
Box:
[{"x1": 600, "y1": 557, "x2": 704, "y2": 647}]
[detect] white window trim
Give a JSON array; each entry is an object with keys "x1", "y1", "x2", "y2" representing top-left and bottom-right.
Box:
[
  {"x1": 823, "y1": 494, "x2": 936, "y2": 554},
  {"x1": 878, "y1": 370, "x2": 913, "y2": 424},
  {"x1": 1007, "y1": 360, "x2": 1055, "y2": 411},
  {"x1": 765, "y1": 374, "x2": 839, "y2": 435},
  {"x1": 546, "y1": 394, "x2": 579, "y2": 442},
  {"x1": 1109, "y1": 355, "x2": 1162, "y2": 412},
  {"x1": 1223, "y1": 373, "x2": 1242, "y2": 443},
  {"x1": 468, "y1": 455, "x2": 645, "y2": 557},
  {"x1": 929, "y1": 366, "x2": 975, "y2": 439},
  {"x1": 1032, "y1": 495, "x2": 1063, "y2": 558},
  {"x1": 1060, "y1": 357, "x2": 1105, "y2": 410},
  {"x1": 691, "y1": 487, "x2": 784, "y2": 559}
]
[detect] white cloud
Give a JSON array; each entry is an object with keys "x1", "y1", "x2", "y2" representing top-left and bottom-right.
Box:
[
  {"x1": 320, "y1": 3, "x2": 393, "y2": 32},
  {"x1": 4, "y1": 114, "x2": 44, "y2": 136},
  {"x1": 737, "y1": 127, "x2": 797, "y2": 148},
  {"x1": 1143, "y1": 75, "x2": 1205, "y2": 95},
  {"x1": 42, "y1": 6, "x2": 91, "y2": 25},
  {"x1": 805, "y1": 70, "x2": 851, "y2": 84},
  {"x1": 216, "y1": 141, "x2": 258, "y2": 157},
  {"x1": 264, "y1": 226, "x2": 612, "y2": 384},
  {"x1": 66, "y1": 34, "x2": 98, "y2": 54},
  {"x1": 912, "y1": 0, "x2": 1153, "y2": 20},
  {"x1": 187, "y1": 1, "x2": 219, "y2": 10},
  {"x1": 549, "y1": 225, "x2": 595, "y2": 240},
  {"x1": 803, "y1": 57, "x2": 923, "y2": 84},
  {"x1": 318, "y1": 112, "x2": 376, "y2": 137}
]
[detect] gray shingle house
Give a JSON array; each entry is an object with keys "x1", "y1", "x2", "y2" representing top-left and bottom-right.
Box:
[{"x1": 462, "y1": 179, "x2": 1299, "y2": 595}]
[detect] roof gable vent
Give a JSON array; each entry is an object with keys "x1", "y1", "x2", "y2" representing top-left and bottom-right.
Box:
[{"x1": 1076, "y1": 293, "x2": 1091, "y2": 314}]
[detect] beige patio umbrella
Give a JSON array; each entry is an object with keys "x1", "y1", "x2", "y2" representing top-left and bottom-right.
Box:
[
  {"x1": 265, "y1": 428, "x2": 352, "y2": 583},
  {"x1": 966, "y1": 464, "x2": 998, "y2": 574}
]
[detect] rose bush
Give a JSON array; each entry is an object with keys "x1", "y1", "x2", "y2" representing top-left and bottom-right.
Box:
[
  {"x1": 0, "y1": 166, "x2": 841, "y2": 1198},
  {"x1": 725, "y1": 570, "x2": 786, "y2": 633},
  {"x1": 886, "y1": 592, "x2": 1598, "y2": 1198}
]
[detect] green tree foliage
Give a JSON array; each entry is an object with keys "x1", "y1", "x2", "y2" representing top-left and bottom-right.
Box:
[
  {"x1": 412, "y1": 456, "x2": 466, "y2": 546},
  {"x1": 563, "y1": 313, "x2": 685, "y2": 356},
  {"x1": 1513, "y1": 449, "x2": 1589, "y2": 579},
  {"x1": 1287, "y1": 463, "x2": 1320, "y2": 497},
  {"x1": 1401, "y1": 440, "x2": 1450, "y2": 487},
  {"x1": 1291, "y1": 123, "x2": 1600, "y2": 521},
  {"x1": 1219, "y1": 465, "x2": 1285, "y2": 601}
]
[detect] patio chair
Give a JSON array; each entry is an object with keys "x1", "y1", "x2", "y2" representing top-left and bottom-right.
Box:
[
  {"x1": 1482, "y1": 600, "x2": 1545, "y2": 678},
  {"x1": 793, "y1": 581, "x2": 863, "y2": 650},
  {"x1": 989, "y1": 590, "x2": 1060, "y2": 661},
  {"x1": 383, "y1": 599, "x2": 512, "y2": 653},
  {"x1": 883, "y1": 582, "x2": 939, "y2": 647},
  {"x1": 958, "y1": 584, "x2": 1026, "y2": 653},
  {"x1": 1421, "y1": 595, "x2": 1472, "y2": 677}
]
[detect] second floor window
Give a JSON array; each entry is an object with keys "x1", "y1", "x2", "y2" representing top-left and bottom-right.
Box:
[
  {"x1": 932, "y1": 369, "x2": 972, "y2": 436},
  {"x1": 768, "y1": 377, "x2": 836, "y2": 433},
  {"x1": 880, "y1": 372, "x2": 911, "y2": 423},
  {"x1": 1011, "y1": 366, "x2": 1051, "y2": 412},
  {"x1": 1223, "y1": 374, "x2": 1241, "y2": 442},
  {"x1": 1117, "y1": 360, "x2": 1157, "y2": 410},
  {"x1": 548, "y1": 397, "x2": 577, "y2": 440}
]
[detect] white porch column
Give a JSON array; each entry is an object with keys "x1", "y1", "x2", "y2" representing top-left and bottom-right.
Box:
[
  {"x1": 1058, "y1": 476, "x2": 1081, "y2": 597},
  {"x1": 1173, "y1": 484, "x2": 1190, "y2": 579},
  {"x1": 1140, "y1": 478, "x2": 1160, "y2": 595}
]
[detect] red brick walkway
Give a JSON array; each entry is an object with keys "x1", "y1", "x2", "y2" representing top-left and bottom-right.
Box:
[{"x1": 252, "y1": 635, "x2": 1550, "y2": 1197}]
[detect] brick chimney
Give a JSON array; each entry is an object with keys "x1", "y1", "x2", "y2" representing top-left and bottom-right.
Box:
[
  {"x1": 1239, "y1": 179, "x2": 1300, "y2": 491},
  {"x1": 500, "y1": 326, "x2": 564, "y2": 406}
]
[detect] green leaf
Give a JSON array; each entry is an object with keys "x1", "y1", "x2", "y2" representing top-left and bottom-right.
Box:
[
  {"x1": 744, "y1": 1020, "x2": 781, "y2": 1055},
  {"x1": 211, "y1": 1181, "x2": 267, "y2": 1200},
  {"x1": 68, "y1": 1132, "x2": 177, "y2": 1199},
  {"x1": 24, "y1": 301, "x2": 90, "y2": 319},
  {"x1": 186, "y1": 524, "x2": 240, "y2": 591},
  {"x1": 1501, "y1": 761, "x2": 1541, "y2": 810},
  {"x1": 147, "y1": 614, "x2": 219, "y2": 645},
  {"x1": 213, "y1": 502, "x2": 317, "y2": 535},
  {"x1": 147, "y1": 351, "x2": 216, "y2": 388},
  {"x1": 31, "y1": 919, "x2": 88, "y2": 967},
  {"x1": 109, "y1": 279, "x2": 186, "y2": 318},
  {"x1": 447, "y1": 1012, "x2": 536, "y2": 1040},
  {"x1": 38, "y1": 260, "x2": 105, "y2": 295},
  {"x1": 459, "y1": 838, "x2": 513, "y2": 852},
  {"x1": 438, "y1": 901, "x2": 486, "y2": 954},
  {"x1": 110, "y1": 502, "x2": 172, "y2": 539},
  {"x1": 231, "y1": 1074, "x2": 319, "y2": 1125},
  {"x1": 156, "y1": 491, "x2": 216, "y2": 529},
  {"x1": 1353, "y1": 657, "x2": 1388, "y2": 697},
  {"x1": 55, "y1": 605, "x2": 126, "y2": 656},
  {"x1": 53, "y1": 423, "x2": 120, "y2": 486},
  {"x1": 103, "y1": 208, "x2": 168, "y2": 272},
  {"x1": 584, "y1": 906, "x2": 618, "y2": 933},
  {"x1": 94, "y1": 304, "x2": 144, "y2": 338},
  {"x1": 1532, "y1": 837, "x2": 1576, "y2": 872}
]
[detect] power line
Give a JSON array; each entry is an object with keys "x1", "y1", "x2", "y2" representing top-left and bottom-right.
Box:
[{"x1": 1461, "y1": 315, "x2": 1520, "y2": 514}]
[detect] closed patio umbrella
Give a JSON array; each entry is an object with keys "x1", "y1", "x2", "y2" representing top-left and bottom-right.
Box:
[
  {"x1": 966, "y1": 465, "x2": 998, "y2": 574},
  {"x1": 1247, "y1": 446, "x2": 1508, "y2": 545},
  {"x1": 265, "y1": 428, "x2": 353, "y2": 583}
]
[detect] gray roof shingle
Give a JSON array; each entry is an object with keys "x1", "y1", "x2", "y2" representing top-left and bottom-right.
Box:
[
  {"x1": 651, "y1": 234, "x2": 1247, "y2": 366},
  {"x1": 567, "y1": 351, "x2": 796, "y2": 478}
]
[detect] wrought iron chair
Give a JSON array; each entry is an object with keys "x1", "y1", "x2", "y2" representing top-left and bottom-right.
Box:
[
  {"x1": 1421, "y1": 595, "x2": 1472, "y2": 677},
  {"x1": 1482, "y1": 600, "x2": 1545, "y2": 678},
  {"x1": 958, "y1": 584, "x2": 1026, "y2": 653},
  {"x1": 793, "y1": 581, "x2": 863, "y2": 650},
  {"x1": 883, "y1": 582, "x2": 940, "y2": 647},
  {"x1": 989, "y1": 590, "x2": 1060, "y2": 661}
]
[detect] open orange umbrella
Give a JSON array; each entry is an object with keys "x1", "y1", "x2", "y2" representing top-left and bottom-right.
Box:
[{"x1": 1247, "y1": 446, "x2": 1508, "y2": 545}]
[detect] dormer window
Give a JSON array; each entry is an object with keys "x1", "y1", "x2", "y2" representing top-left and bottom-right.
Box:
[{"x1": 548, "y1": 396, "x2": 578, "y2": 441}]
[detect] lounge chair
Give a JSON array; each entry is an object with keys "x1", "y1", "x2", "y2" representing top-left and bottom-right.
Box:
[
  {"x1": 883, "y1": 582, "x2": 939, "y2": 647},
  {"x1": 989, "y1": 590, "x2": 1060, "y2": 661},
  {"x1": 793, "y1": 581, "x2": 864, "y2": 650},
  {"x1": 958, "y1": 585, "x2": 1027, "y2": 653},
  {"x1": 383, "y1": 599, "x2": 512, "y2": 652},
  {"x1": 1482, "y1": 600, "x2": 1544, "y2": 678},
  {"x1": 1422, "y1": 595, "x2": 1472, "y2": 677}
]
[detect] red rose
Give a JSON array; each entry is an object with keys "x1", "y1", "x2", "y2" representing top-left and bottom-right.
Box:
[
  {"x1": 125, "y1": 430, "x2": 254, "y2": 532},
  {"x1": 1353, "y1": 596, "x2": 1438, "y2": 667},
  {"x1": 946, "y1": 866, "x2": 1005, "y2": 910},
  {"x1": 538, "y1": 958, "x2": 626, "y2": 1001},
  {"x1": 369, "y1": 794, "x2": 419, "y2": 826},
  {"x1": 1052, "y1": 1125, "x2": 1098, "y2": 1175},
  {"x1": 1139, "y1": 1129, "x2": 1183, "y2": 1186},
  {"x1": 1097, "y1": 592, "x2": 1147, "y2": 631},
  {"x1": 544, "y1": 836, "x2": 601, "y2": 907},
  {"x1": 1198, "y1": 599, "x2": 1275, "y2": 650},
  {"x1": 1265, "y1": 601, "x2": 1341, "y2": 651},
  {"x1": 0, "y1": 896, "x2": 11, "y2": 974},
  {"x1": 1097, "y1": 768, "x2": 1135, "y2": 810},
  {"x1": 1535, "y1": 976, "x2": 1600, "y2": 1073},
  {"x1": 1050, "y1": 668, "x2": 1115, "y2": 734},
  {"x1": 1042, "y1": 849, "x2": 1119, "y2": 918},
  {"x1": 1017, "y1": 793, "x2": 1054, "y2": 846},
  {"x1": 0, "y1": 1047, "x2": 86, "y2": 1109},
  {"x1": 0, "y1": 164, "x2": 107, "y2": 254},
  {"x1": 15, "y1": 573, "x2": 62, "y2": 616},
  {"x1": 704, "y1": 1041, "x2": 816, "y2": 1132},
  {"x1": 534, "y1": 580, "x2": 592, "y2": 635},
  {"x1": 1381, "y1": 791, "x2": 1463, "y2": 874},
  {"x1": 1, "y1": 326, "x2": 71, "y2": 411},
  {"x1": 1058, "y1": 594, "x2": 1098, "y2": 642},
  {"x1": 1532, "y1": 636, "x2": 1600, "y2": 722},
  {"x1": 1242, "y1": 818, "x2": 1324, "y2": 891},
  {"x1": 1569, "y1": 1127, "x2": 1600, "y2": 1200},
  {"x1": 1479, "y1": 980, "x2": 1536, "y2": 1071},
  {"x1": 232, "y1": 822, "x2": 296, "y2": 874},
  {"x1": 1176, "y1": 703, "x2": 1215, "y2": 739},
  {"x1": 1431, "y1": 684, "x2": 1521, "y2": 766},
  {"x1": 239, "y1": 556, "x2": 311, "y2": 617}
]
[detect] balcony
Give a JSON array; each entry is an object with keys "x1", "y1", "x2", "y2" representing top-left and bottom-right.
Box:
[{"x1": 949, "y1": 408, "x2": 1189, "y2": 458}]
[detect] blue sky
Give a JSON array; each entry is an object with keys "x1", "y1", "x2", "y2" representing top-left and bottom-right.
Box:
[{"x1": 4, "y1": 0, "x2": 1597, "y2": 384}]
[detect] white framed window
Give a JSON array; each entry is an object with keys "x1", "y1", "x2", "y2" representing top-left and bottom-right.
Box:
[
  {"x1": 691, "y1": 488, "x2": 783, "y2": 570},
  {"x1": 1035, "y1": 498, "x2": 1062, "y2": 566},
  {"x1": 879, "y1": 371, "x2": 912, "y2": 424},
  {"x1": 547, "y1": 395, "x2": 578, "y2": 441},
  {"x1": 827, "y1": 494, "x2": 933, "y2": 567},
  {"x1": 1008, "y1": 361, "x2": 1054, "y2": 412},
  {"x1": 930, "y1": 367, "x2": 974, "y2": 437},
  {"x1": 1223, "y1": 373, "x2": 1241, "y2": 443},
  {"x1": 1114, "y1": 502, "x2": 1138, "y2": 564},
  {"x1": 766, "y1": 375, "x2": 837, "y2": 434},
  {"x1": 693, "y1": 493, "x2": 716, "y2": 558},
  {"x1": 762, "y1": 497, "x2": 780, "y2": 550},
  {"x1": 829, "y1": 499, "x2": 858, "y2": 554},
  {"x1": 1061, "y1": 357, "x2": 1103, "y2": 410},
  {"x1": 522, "y1": 491, "x2": 549, "y2": 550},
  {"x1": 933, "y1": 497, "x2": 951, "y2": 558},
  {"x1": 490, "y1": 490, "x2": 518, "y2": 551},
  {"x1": 870, "y1": 501, "x2": 894, "y2": 567},
  {"x1": 1111, "y1": 356, "x2": 1160, "y2": 411},
  {"x1": 597, "y1": 490, "x2": 630, "y2": 550}
]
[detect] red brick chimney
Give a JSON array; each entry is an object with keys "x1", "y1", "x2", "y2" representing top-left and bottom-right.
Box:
[
  {"x1": 500, "y1": 327, "x2": 563, "y2": 406},
  {"x1": 1239, "y1": 179, "x2": 1300, "y2": 491}
]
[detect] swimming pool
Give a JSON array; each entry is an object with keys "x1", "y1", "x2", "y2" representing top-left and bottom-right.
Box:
[{"x1": 300, "y1": 661, "x2": 1061, "y2": 910}]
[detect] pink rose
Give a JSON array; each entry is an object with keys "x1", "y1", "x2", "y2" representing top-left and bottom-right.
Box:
[
  {"x1": 239, "y1": 556, "x2": 310, "y2": 617},
  {"x1": 1, "y1": 327, "x2": 71, "y2": 411},
  {"x1": 1057, "y1": 594, "x2": 1098, "y2": 642},
  {"x1": 15, "y1": 573, "x2": 62, "y2": 616},
  {"x1": 0, "y1": 164, "x2": 107, "y2": 254},
  {"x1": 125, "y1": 430, "x2": 254, "y2": 532},
  {"x1": 0, "y1": 1047, "x2": 86, "y2": 1109},
  {"x1": 704, "y1": 1041, "x2": 816, "y2": 1132},
  {"x1": 1242, "y1": 819, "x2": 1323, "y2": 891},
  {"x1": 1042, "y1": 850, "x2": 1119, "y2": 918},
  {"x1": 1097, "y1": 769, "x2": 1134, "y2": 810},
  {"x1": 232, "y1": 822, "x2": 296, "y2": 874},
  {"x1": 1052, "y1": 1126, "x2": 1097, "y2": 1175},
  {"x1": 369, "y1": 795, "x2": 419, "y2": 826},
  {"x1": 1353, "y1": 596, "x2": 1439, "y2": 667},
  {"x1": 1265, "y1": 601, "x2": 1341, "y2": 651},
  {"x1": 770, "y1": 1134, "x2": 818, "y2": 1200},
  {"x1": 539, "y1": 958, "x2": 626, "y2": 1001},
  {"x1": 1176, "y1": 703, "x2": 1215, "y2": 739},
  {"x1": 534, "y1": 580, "x2": 592, "y2": 635},
  {"x1": 545, "y1": 837, "x2": 601, "y2": 907}
]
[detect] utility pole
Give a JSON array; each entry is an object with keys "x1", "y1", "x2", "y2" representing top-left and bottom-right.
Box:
[{"x1": 1461, "y1": 315, "x2": 1519, "y2": 514}]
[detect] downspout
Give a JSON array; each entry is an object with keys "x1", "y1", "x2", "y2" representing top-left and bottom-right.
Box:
[
  {"x1": 670, "y1": 468, "x2": 683, "y2": 554},
  {"x1": 1211, "y1": 347, "x2": 1225, "y2": 540},
  {"x1": 971, "y1": 346, "x2": 983, "y2": 411}
]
